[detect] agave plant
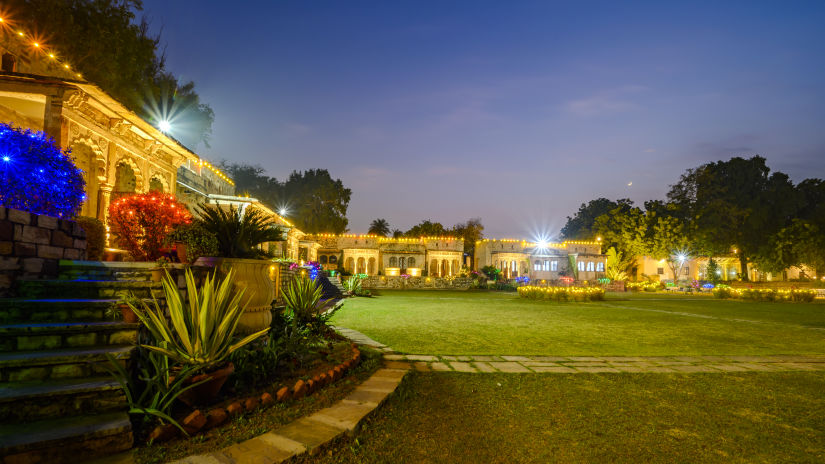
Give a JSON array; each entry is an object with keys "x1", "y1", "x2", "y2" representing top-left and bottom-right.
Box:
[
  {"x1": 127, "y1": 268, "x2": 269, "y2": 372},
  {"x1": 342, "y1": 275, "x2": 363, "y2": 295},
  {"x1": 195, "y1": 205, "x2": 283, "y2": 259},
  {"x1": 283, "y1": 274, "x2": 337, "y2": 330}
]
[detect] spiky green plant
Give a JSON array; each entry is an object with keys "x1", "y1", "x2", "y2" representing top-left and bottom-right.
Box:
[
  {"x1": 195, "y1": 204, "x2": 283, "y2": 259},
  {"x1": 283, "y1": 274, "x2": 337, "y2": 331},
  {"x1": 342, "y1": 275, "x2": 363, "y2": 294},
  {"x1": 128, "y1": 268, "x2": 268, "y2": 372},
  {"x1": 604, "y1": 247, "x2": 628, "y2": 281}
]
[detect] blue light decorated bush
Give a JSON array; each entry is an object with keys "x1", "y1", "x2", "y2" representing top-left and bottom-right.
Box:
[{"x1": 0, "y1": 123, "x2": 85, "y2": 218}]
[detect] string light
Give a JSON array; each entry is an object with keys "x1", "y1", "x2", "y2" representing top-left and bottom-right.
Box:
[{"x1": 0, "y1": 13, "x2": 82, "y2": 80}]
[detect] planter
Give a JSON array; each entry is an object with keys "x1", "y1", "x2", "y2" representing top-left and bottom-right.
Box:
[
  {"x1": 175, "y1": 242, "x2": 190, "y2": 264},
  {"x1": 151, "y1": 268, "x2": 165, "y2": 282},
  {"x1": 119, "y1": 303, "x2": 139, "y2": 323},
  {"x1": 176, "y1": 363, "x2": 234, "y2": 407},
  {"x1": 194, "y1": 257, "x2": 274, "y2": 334}
]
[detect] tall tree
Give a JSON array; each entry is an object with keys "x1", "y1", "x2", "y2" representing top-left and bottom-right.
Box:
[
  {"x1": 5, "y1": 0, "x2": 214, "y2": 148},
  {"x1": 451, "y1": 218, "x2": 485, "y2": 267},
  {"x1": 561, "y1": 198, "x2": 634, "y2": 240},
  {"x1": 405, "y1": 220, "x2": 447, "y2": 238},
  {"x1": 283, "y1": 169, "x2": 351, "y2": 234},
  {"x1": 368, "y1": 218, "x2": 391, "y2": 236},
  {"x1": 592, "y1": 203, "x2": 645, "y2": 273},
  {"x1": 667, "y1": 156, "x2": 798, "y2": 280}
]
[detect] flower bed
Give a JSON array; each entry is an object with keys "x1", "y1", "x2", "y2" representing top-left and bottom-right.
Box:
[
  {"x1": 712, "y1": 285, "x2": 817, "y2": 302},
  {"x1": 517, "y1": 286, "x2": 605, "y2": 302}
]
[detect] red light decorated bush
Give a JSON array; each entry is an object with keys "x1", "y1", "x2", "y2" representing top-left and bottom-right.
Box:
[
  {"x1": 0, "y1": 123, "x2": 85, "y2": 217},
  {"x1": 108, "y1": 193, "x2": 192, "y2": 261}
]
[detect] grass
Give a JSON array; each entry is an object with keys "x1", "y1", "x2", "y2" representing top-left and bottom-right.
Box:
[
  {"x1": 296, "y1": 371, "x2": 825, "y2": 464},
  {"x1": 330, "y1": 290, "x2": 825, "y2": 356}
]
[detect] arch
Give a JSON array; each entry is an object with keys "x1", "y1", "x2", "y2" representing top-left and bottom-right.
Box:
[
  {"x1": 368, "y1": 257, "x2": 376, "y2": 275},
  {"x1": 70, "y1": 142, "x2": 105, "y2": 217},
  {"x1": 319, "y1": 255, "x2": 328, "y2": 264},
  {"x1": 356, "y1": 257, "x2": 366, "y2": 274},
  {"x1": 111, "y1": 154, "x2": 144, "y2": 193},
  {"x1": 440, "y1": 260, "x2": 448, "y2": 277},
  {"x1": 329, "y1": 255, "x2": 338, "y2": 264},
  {"x1": 452, "y1": 260, "x2": 459, "y2": 276},
  {"x1": 113, "y1": 161, "x2": 137, "y2": 202},
  {"x1": 430, "y1": 259, "x2": 439, "y2": 277},
  {"x1": 407, "y1": 257, "x2": 415, "y2": 267},
  {"x1": 148, "y1": 177, "x2": 165, "y2": 193},
  {"x1": 345, "y1": 257, "x2": 354, "y2": 272},
  {"x1": 389, "y1": 257, "x2": 398, "y2": 267}
]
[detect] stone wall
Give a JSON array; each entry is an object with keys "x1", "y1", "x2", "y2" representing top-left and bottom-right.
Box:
[
  {"x1": 362, "y1": 275, "x2": 473, "y2": 290},
  {"x1": 0, "y1": 207, "x2": 87, "y2": 296}
]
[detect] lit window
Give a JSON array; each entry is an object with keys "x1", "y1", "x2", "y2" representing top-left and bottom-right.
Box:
[
  {"x1": 551, "y1": 261, "x2": 558, "y2": 271},
  {"x1": 683, "y1": 266, "x2": 689, "y2": 275},
  {"x1": 657, "y1": 267, "x2": 664, "y2": 275},
  {"x1": 534, "y1": 260, "x2": 541, "y2": 271},
  {"x1": 596, "y1": 262, "x2": 604, "y2": 272},
  {"x1": 578, "y1": 261, "x2": 585, "y2": 271},
  {"x1": 587, "y1": 262, "x2": 595, "y2": 271},
  {"x1": 543, "y1": 260, "x2": 549, "y2": 271}
]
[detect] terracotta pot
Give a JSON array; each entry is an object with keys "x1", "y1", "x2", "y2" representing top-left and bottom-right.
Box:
[
  {"x1": 119, "y1": 304, "x2": 139, "y2": 323},
  {"x1": 151, "y1": 268, "x2": 164, "y2": 282},
  {"x1": 175, "y1": 363, "x2": 235, "y2": 407},
  {"x1": 193, "y1": 257, "x2": 274, "y2": 334},
  {"x1": 175, "y1": 242, "x2": 190, "y2": 264}
]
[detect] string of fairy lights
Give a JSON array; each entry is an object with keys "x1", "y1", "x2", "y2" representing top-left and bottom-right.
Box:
[{"x1": 0, "y1": 16, "x2": 83, "y2": 80}]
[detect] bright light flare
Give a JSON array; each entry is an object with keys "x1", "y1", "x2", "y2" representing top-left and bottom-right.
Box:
[{"x1": 158, "y1": 120, "x2": 171, "y2": 133}]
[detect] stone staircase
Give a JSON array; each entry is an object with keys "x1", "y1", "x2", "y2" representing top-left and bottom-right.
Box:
[
  {"x1": 0, "y1": 261, "x2": 162, "y2": 463},
  {"x1": 317, "y1": 274, "x2": 345, "y2": 299}
]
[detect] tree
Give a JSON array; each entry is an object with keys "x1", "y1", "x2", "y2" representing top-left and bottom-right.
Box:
[
  {"x1": 604, "y1": 247, "x2": 628, "y2": 281},
  {"x1": 284, "y1": 169, "x2": 351, "y2": 234},
  {"x1": 368, "y1": 218, "x2": 391, "y2": 237},
  {"x1": 405, "y1": 220, "x2": 447, "y2": 237},
  {"x1": 6, "y1": 0, "x2": 214, "y2": 148},
  {"x1": 451, "y1": 218, "x2": 484, "y2": 267},
  {"x1": 667, "y1": 156, "x2": 799, "y2": 280},
  {"x1": 561, "y1": 198, "x2": 633, "y2": 239},
  {"x1": 647, "y1": 215, "x2": 691, "y2": 282},
  {"x1": 392, "y1": 229, "x2": 403, "y2": 238},
  {"x1": 592, "y1": 202, "x2": 645, "y2": 273}
]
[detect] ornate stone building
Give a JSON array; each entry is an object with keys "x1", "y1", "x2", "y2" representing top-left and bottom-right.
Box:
[
  {"x1": 474, "y1": 239, "x2": 605, "y2": 281},
  {"x1": 305, "y1": 235, "x2": 464, "y2": 277}
]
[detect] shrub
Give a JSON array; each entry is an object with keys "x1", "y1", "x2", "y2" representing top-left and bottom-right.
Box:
[
  {"x1": 108, "y1": 193, "x2": 191, "y2": 261},
  {"x1": 343, "y1": 275, "x2": 363, "y2": 295},
  {"x1": 282, "y1": 274, "x2": 337, "y2": 335},
  {"x1": 713, "y1": 286, "x2": 817, "y2": 303},
  {"x1": 75, "y1": 216, "x2": 105, "y2": 260},
  {"x1": 195, "y1": 205, "x2": 283, "y2": 259},
  {"x1": 0, "y1": 124, "x2": 85, "y2": 218},
  {"x1": 517, "y1": 286, "x2": 605, "y2": 302},
  {"x1": 168, "y1": 223, "x2": 218, "y2": 262},
  {"x1": 481, "y1": 265, "x2": 501, "y2": 281},
  {"x1": 626, "y1": 282, "x2": 661, "y2": 292},
  {"x1": 128, "y1": 268, "x2": 269, "y2": 373}
]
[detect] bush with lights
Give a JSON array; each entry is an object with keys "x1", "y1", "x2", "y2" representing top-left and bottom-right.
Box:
[
  {"x1": 108, "y1": 193, "x2": 192, "y2": 261},
  {"x1": 0, "y1": 123, "x2": 85, "y2": 218}
]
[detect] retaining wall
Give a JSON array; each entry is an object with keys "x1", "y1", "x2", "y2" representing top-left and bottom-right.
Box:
[
  {"x1": 362, "y1": 275, "x2": 473, "y2": 290},
  {"x1": 0, "y1": 207, "x2": 87, "y2": 296}
]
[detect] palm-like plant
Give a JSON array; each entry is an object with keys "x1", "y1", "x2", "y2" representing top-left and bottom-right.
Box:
[
  {"x1": 195, "y1": 205, "x2": 283, "y2": 259},
  {"x1": 283, "y1": 274, "x2": 337, "y2": 328},
  {"x1": 604, "y1": 247, "x2": 629, "y2": 281},
  {"x1": 368, "y1": 218, "x2": 391, "y2": 237},
  {"x1": 128, "y1": 268, "x2": 269, "y2": 372}
]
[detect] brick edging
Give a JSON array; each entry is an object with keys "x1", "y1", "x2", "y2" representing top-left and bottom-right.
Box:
[{"x1": 170, "y1": 362, "x2": 411, "y2": 463}]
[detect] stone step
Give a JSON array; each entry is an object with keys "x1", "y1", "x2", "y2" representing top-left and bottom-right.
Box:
[
  {"x1": 0, "y1": 322, "x2": 139, "y2": 352},
  {"x1": 0, "y1": 299, "x2": 117, "y2": 324},
  {"x1": 0, "y1": 377, "x2": 126, "y2": 422},
  {"x1": 0, "y1": 345, "x2": 134, "y2": 382},
  {"x1": 0, "y1": 412, "x2": 133, "y2": 463},
  {"x1": 16, "y1": 279, "x2": 163, "y2": 299}
]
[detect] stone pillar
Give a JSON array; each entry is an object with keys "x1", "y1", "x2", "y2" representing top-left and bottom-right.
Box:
[
  {"x1": 43, "y1": 90, "x2": 67, "y2": 145},
  {"x1": 98, "y1": 184, "x2": 113, "y2": 225}
]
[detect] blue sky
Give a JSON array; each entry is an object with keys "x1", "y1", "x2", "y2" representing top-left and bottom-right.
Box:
[{"x1": 141, "y1": 0, "x2": 825, "y2": 238}]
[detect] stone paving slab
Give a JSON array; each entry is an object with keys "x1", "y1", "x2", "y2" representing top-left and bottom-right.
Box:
[
  {"x1": 309, "y1": 402, "x2": 374, "y2": 433},
  {"x1": 388, "y1": 354, "x2": 825, "y2": 374}
]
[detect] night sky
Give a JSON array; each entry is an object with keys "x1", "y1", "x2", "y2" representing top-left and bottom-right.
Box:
[{"x1": 141, "y1": 0, "x2": 825, "y2": 239}]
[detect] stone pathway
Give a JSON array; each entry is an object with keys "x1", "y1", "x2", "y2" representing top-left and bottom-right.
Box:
[
  {"x1": 384, "y1": 354, "x2": 825, "y2": 374},
  {"x1": 331, "y1": 326, "x2": 394, "y2": 352}
]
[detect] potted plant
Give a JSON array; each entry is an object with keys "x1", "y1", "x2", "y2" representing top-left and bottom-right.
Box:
[
  {"x1": 193, "y1": 205, "x2": 284, "y2": 334},
  {"x1": 108, "y1": 292, "x2": 142, "y2": 323},
  {"x1": 127, "y1": 268, "x2": 268, "y2": 406},
  {"x1": 152, "y1": 256, "x2": 171, "y2": 282},
  {"x1": 169, "y1": 223, "x2": 219, "y2": 264}
]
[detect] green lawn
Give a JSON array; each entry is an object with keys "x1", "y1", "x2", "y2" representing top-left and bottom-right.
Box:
[
  {"x1": 296, "y1": 371, "x2": 825, "y2": 464},
  {"x1": 330, "y1": 290, "x2": 825, "y2": 356}
]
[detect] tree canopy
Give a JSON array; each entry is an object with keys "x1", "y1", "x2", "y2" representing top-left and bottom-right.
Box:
[
  {"x1": 220, "y1": 162, "x2": 352, "y2": 235},
  {"x1": 368, "y1": 218, "x2": 391, "y2": 237},
  {"x1": 5, "y1": 0, "x2": 214, "y2": 148},
  {"x1": 560, "y1": 198, "x2": 634, "y2": 240}
]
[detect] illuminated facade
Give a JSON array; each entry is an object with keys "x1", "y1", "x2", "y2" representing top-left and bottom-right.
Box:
[
  {"x1": 474, "y1": 239, "x2": 605, "y2": 281},
  {"x1": 634, "y1": 255, "x2": 818, "y2": 282},
  {"x1": 305, "y1": 235, "x2": 464, "y2": 277}
]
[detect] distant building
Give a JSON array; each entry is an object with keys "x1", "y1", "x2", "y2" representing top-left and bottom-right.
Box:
[
  {"x1": 634, "y1": 255, "x2": 817, "y2": 282},
  {"x1": 474, "y1": 239, "x2": 605, "y2": 281}
]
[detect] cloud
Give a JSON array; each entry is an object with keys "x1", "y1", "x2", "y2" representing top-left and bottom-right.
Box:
[{"x1": 565, "y1": 85, "x2": 648, "y2": 117}]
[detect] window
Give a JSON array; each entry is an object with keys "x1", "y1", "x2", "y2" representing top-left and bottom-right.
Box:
[
  {"x1": 551, "y1": 260, "x2": 558, "y2": 271},
  {"x1": 587, "y1": 262, "x2": 595, "y2": 272},
  {"x1": 389, "y1": 257, "x2": 397, "y2": 267},
  {"x1": 596, "y1": 262, "x2": 604, "y2": 272},
  {"x1": 534, "y1": 260, "x2": 541, "y2": 271},
  {"x1": 657, "y1": 267, "x2": 664, "y2": 275},
  {"x1": 319, "y1": 255, "x2": 328, "y2": 264},
  {"x1": 408, "y1": 257, "x2": 415, "y2": 267},
  {"x1": 543, "y1": 260, "x2": 550, "y2": 271},
  {"x1": 683, "y1": 266, "x2": 690, "y2": 276},
  {"x1": 578, "y1": 261, "x2": 585, "y2": 271},
  {"x1": 329, "y1": 256, "x2": 338, "y2": 264}
]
